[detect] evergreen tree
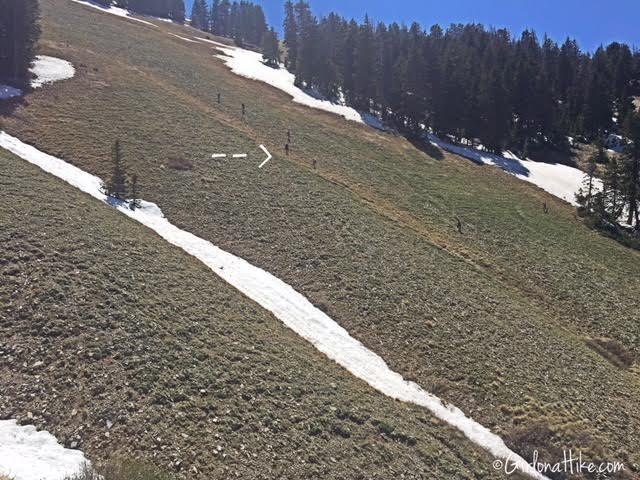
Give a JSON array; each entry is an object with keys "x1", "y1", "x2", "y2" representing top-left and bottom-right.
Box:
[
  {"x1": 210, "y1": 0, "x2": 220, "y2": 33},
  {"x1": 130, "y1": 174, "x2": 141, "y2": 210},
  {"x1": 293, "y1": 1, "x2": 315, "y2": 87},
  {"x1": 216, "y1": 0, "x2": 231, "y2": 37},
  {"x1": 191, "y1": 0, "x2": 208, "y2": 31},
  {"x1": 283, "y1": 1, "x2": 297, "y2": 70},
  {"x1": 261, "y1": 27, "x2": 280, "y2": 67},
  {"x1": 621, "y1": 112, "x2": 640, "y2": 227},
  {"x1": 104, "y1": 140, "x2": 128, "y2": 200},
  {"x1": 604, "y1": 155, "x2": 624, "y2": 219},
  {"x1": 0, "y1": 0, "x2": 40, "y2": 90}
]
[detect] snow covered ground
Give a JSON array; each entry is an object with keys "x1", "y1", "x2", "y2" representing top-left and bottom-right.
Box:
[
  {"x1": 168, "y1": 32, "x2": 199, "y2": 43},
  {"x1": 0, "y1": 420, "x2": 87, "y2": 480},
  {"x1": 0, "y1": 84, "x2": 22, "y2": 100},
  {"x1": 427, "y1": 134, "x2": 599, "y2": 205},
  {"x1": 0, "y1": 131, "x2": 547, "y2": 480},
  {"x1": 71, "y1": 0, "x2": 157, "y2": 27},
  {"x1": 193, "y1": 36, "x2": 385, "y2": 130},
  {"x1": 31, "y1": 56, "x2": 76, "y2": 89},
  {"x1": 0, "y1": 56, "x2": 75, "y2": 100}
]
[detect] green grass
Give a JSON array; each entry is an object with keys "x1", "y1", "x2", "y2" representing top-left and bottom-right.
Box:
[
  {"x1": 1, "y1": 0, "x2": 639, "y2": 476},
  {"x1": 0, "y1": 150, "x2": 512, "y2": 479}
]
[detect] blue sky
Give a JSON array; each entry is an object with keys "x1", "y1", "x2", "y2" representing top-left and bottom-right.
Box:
[{"x1": 186, "y1": 0, "x2": 640, "y2": 52}]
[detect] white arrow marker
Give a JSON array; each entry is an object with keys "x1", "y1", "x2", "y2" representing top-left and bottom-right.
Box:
[{"x1": 258, "y1": 145, "x2": 272, "y2": 169}]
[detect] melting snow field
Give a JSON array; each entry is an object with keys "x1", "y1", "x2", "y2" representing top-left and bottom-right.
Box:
[
  {"x1": 427, "y1": 134, "x2": 598, "y2": 205},
  {"x1": 0, "y1": 420, "x2": 87, "y2": 480},
  {"x1": 195, "y1": 37, "x2": 385, "y2": 130},
  {"x1": 0, "y1": 56, "x2": 75, "y2": 99},
  {"x1": 31, "y1": 56, "x2": 76, "y2": 89},
  {"x1": 71, "y1": 0, "x2": 158, "y2": 27},
  {"x1": 0, "y1": 131, "x2": 547, "y2": 480}
]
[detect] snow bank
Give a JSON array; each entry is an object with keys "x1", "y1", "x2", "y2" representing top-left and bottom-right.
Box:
[
  {"x1": 0, "y1": 85, "x2": 22, "y2": 100},
  {"x1": 71, "y1": 0, "x2": 158, "y2": 27},
  {"x1": 0, "y1": 131, "x2": 548, "y2": 480},
  {"x1": 427, "y1": 134, "x2": 600, "y2": 205},
  {"x1": 0, "y1": 420, "x2": 87, "y2": 480},
  {"x1": 31, "y1": 56, "x2": 76, "y2": 89},
  {"x1": 168, "y1": 33, "x2": 199, "y2": 43},
  {"x1": 0, "y1": 56, "x2": 74, "y2": 100},
  {"x1": 193, "y1": 37, "x2": 385, "y2": 130}
]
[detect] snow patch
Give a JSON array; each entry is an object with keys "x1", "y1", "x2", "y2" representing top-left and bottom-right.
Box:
[
  {"x1": 0, "y1": 419, "x2": 87, "y2": 480},
  {"x1": 193, "y1": 37, "x2": 385, "y2": 130},
  {"x1": 169, "y1": 33, "x2": 199, "y2": 43},
  {"x1": 1, "y1": 56, "x2": 74, "y2": 100},
  {"x1": 31, "y1": 56, "x2": 76, "y2": 89},
  {"x1": 427, "y1": 134, "x2": 600, "y2": 205},
  {"x1": 0, "y1": 131, "x2": 547, "y2": 480},
  {"x1": 71, "y1": 0, "x2": 158, "y2": 27},
  {"x1": 0, "y1": 85, "x2": 22, "y2": 100}
]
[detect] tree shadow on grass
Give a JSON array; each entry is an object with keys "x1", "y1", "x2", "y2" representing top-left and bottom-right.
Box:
[{"x1": 407, "y1": 136, "x2": 445, "y2": 160}]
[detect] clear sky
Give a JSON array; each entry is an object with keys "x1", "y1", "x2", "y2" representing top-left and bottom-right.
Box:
[{"x1": 186, "y1": 0, "x2": 640, "y2": 52}]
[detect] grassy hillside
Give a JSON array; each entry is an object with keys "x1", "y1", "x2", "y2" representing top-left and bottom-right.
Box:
[
  {"x1": 0, "y1": 149, "x2": 512, "y2": 479},
  {"x1": 1, "y1": 0, "x2": 639, "y2": 476}
]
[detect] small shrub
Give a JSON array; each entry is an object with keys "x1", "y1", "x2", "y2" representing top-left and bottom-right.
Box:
[
  {"x1": 586, "y1": 338, "x2": 635, "y2": 368},
  {"x1": 167, "y1": 157, "x2": 193, "y2": 171},
  {"x1": 65, "y1": 459, "x2": 174, "y2": 480}
]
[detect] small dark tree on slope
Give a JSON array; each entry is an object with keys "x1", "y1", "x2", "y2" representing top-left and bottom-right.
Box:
[
  {"x1": 130, "y1": 174, "x2": 141, "y2": 210},
  {"x1": 104, "y1": 140, "x2": 128, "y2": 200},
  {"x1": 261, "y1": 28, "x2": 280, "y2": 67}
]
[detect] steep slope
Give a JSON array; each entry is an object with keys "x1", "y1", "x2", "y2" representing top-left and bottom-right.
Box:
[
  {"x1": 1, "y1": 0, "x2": 639, "y2": 476},
  {"x1": 0, "y1": 148, "x2": 512, "y2": 479}
]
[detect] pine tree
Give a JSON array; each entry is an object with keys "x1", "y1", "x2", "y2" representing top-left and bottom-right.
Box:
[
  {"x1": 0, "y1": 0, "x2": 40, "y2": 90},
  {"x1": 293, "y1": 1, "x2": 315, "y2": 87},
  {"x1": 129, "y1": 174, "x2": 141, "y2": 210},
  {"x1": 621, "y1": 112, "x2": 640, "y2": 227},
  {"x1": 170, "y1": 0, "x2": 185, "y2": 23},
  {"x1": 191, "y1": 0, "x2": 208, "y2": 31},
  {"x1": 261, "y1": 27, "x2": 280, "y2": 67},
  {"x1": 283, "y1": 1, "x2": 297, "y2": 70},
  {"x1": 104, "y1": 140, "x2": 128, "y2": 200},
  {"x1": 210, "y1": 0, "x2": 220, "y2": 33},
  {"x1": 604, "y1": 155, "x2": 623, "y2": 219},
  {"x1": 353, "y1": 14, "x2": 375, "y2": 110}
]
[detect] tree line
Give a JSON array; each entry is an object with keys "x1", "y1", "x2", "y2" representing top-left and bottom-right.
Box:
[
  {"x1": 190, "y1": 0, "x2": 267, "y2": 47},
  {"x1": 0, "y1": 0, "x2": 40, "y2": 90},
  {"x1": 578, "y1": 112, "x2": 640, "y2": 234},
  {"x1": 283, "y1": 1, "x2": 640, "y2": 155}
]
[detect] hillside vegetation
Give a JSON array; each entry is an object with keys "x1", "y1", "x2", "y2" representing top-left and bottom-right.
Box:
[
  {"x1": 1, "y1": 0, "x2": 639, "y2": 477},
  {"x1": 0, "y1": 149, "x2": 510, "y2": 479}
]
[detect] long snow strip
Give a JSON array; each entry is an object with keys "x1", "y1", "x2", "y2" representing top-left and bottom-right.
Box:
[
  {"x1": 71, "y1": 0, "x2": 158, "y2": 27},
  {"x1": 201, "y1": 39, "x2": 385, "y2": 130},
  {"x1": 0, "y1": 131, "x2": 548, "y2": 480},
  {"x1": 0, "y1": 419, "x2": 87, "y2": 480}
]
